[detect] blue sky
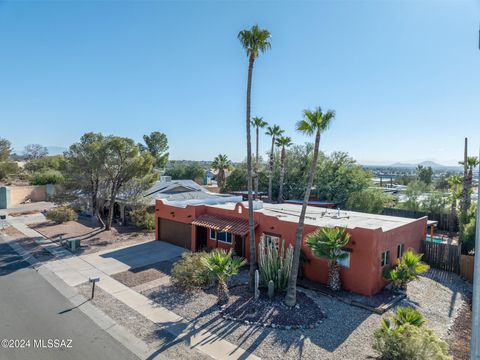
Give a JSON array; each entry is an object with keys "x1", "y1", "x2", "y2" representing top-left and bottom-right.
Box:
[{"x1": 1, "y1": 1, "x2": 479, "y2": 165}]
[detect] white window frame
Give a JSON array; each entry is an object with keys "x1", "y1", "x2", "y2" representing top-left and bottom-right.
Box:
[
  {"x1": 381, "y1": 250, "x2": 390, "y2": 267},
  {"x1": 210, "y1": 229, "x2": 232, "y2": 244},
  {"x1": 397, "y1": 244, "x2": 404, "y2": 259},
  {"x1": 210, "y1": 228, "x2": 216, "y2": 240},
  {"x1": 337, "y1": 250, "x2": 350, "y2": 268},
  {"x1": 217, "y1": 231, "x2": 232, "y2": 244},
  {"x1": 263, "y1": 234, "x2": 281, "y2": 248}
]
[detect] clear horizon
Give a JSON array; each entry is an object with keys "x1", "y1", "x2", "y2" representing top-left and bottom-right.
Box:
[{"x1": 1, "y1": 1, "x2": 480, "y2": 166}]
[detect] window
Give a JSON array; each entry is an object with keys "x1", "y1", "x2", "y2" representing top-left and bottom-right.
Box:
[
  {"x1": 210, "y1": 229, "x2": 232, "y2": 244},
  {"x1": 264, "y1": 234, "x2": 281, "y2": 248},
  {"x1": 381, "y1": 250, "x2": 390, "y2": 267},
  {"x1": 397, "y1": 244, "x2": 404, "y2": 259},
  {"x1": 210, "y1": 229, "x2": 216, "y2": 240},
  {"x1": 217, "y1": 231, "x2": 232, "y2": 244},
  {"x1": 337, "y1": 251, "x2": 350, "y2": 268}
]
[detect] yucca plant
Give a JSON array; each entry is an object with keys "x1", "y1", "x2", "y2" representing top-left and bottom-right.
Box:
[
  {"x1": 384, "y1": 250, "x2": 429, "y2": 291},
  {"x1": 201, "y1": 249, "x2": 246, "y2": 304},
  {"x1": 306, "y1": 227, "x2": 350, "y2": 291},
  {"x1": 258, "y1": 236, "x2": 293, "y2": 292}
]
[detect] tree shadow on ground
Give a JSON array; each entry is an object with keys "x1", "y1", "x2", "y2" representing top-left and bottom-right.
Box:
[{"x1": 145, "y1": 284, "x2": 373, "y2": 358}]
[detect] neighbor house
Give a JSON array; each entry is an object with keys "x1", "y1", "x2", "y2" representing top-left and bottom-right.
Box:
[
  {"x1": 155, "y1": 199, "x2": 427, "y2": 296},
  {"x1": 113, "y1": 176, "x2": 241, "y2": 224}
]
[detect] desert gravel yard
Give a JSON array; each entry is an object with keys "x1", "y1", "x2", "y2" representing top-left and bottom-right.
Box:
[
  {"x1": 137, "y1": 268, "x2": 471, "y2": 359},
  {"x1": 76, "y1": 284, "x2": 212, "y2": 360},
  {"x1": 30, "y1": 216, "x2": 154, "y2": 254}
]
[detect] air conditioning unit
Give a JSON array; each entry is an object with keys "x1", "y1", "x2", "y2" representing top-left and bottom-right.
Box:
[{"x1": 160, "y1": 176, "x2": 172, "y2": 183}]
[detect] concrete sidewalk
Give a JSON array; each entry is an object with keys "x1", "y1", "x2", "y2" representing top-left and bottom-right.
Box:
[{"x1": 7, "y1": 220, "x2": 260, "y2": 360}]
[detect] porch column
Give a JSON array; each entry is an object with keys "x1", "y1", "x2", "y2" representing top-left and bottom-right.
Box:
[{"x1": 191, "y1": 225, "x2": 197, "y2": 252}]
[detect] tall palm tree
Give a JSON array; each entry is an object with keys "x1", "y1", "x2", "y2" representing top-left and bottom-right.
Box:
[
  {"x1": 251, "y1": 116, "x2": 268, "y2": 197},
  {"x1": 306, "y1": 227, "x2": 350, "y2": 291},
  {"x1": 238, "y1": 25, "x2": 271, "y2": 290},
  {"x1": 284, "y1": 107, "x2": 335, "y2": 307},
  {"x1": 276, "y1": 135, "x2": 292, "y2": 203},
  {"x1": 212, "y1": 154, "x2": 232, "y2": 189},
  {"x1": 459, "y1": 155, "x2": 479, "y2": 216},
  {"x1": 266, "y1": 124, "x2": 284, "y2": 202},
  {"x1": 447, "y1": 175, "x2": 462, "y2": 237}
]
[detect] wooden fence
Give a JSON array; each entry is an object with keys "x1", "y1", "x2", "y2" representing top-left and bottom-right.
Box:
[
  {"x1": 460, "y1": 255, "x2": 475, "y2": 282},
  {"x1": 420, "y1": 240, "x2": 461, "y2": 274},
  {"x1": 383, "y1": 208, "x2": 457, "y2": 232}
]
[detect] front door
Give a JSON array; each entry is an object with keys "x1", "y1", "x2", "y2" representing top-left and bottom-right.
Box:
[
  {"x1": 196, "y1": 226, "x2": 208, "y2": 251},
  {"x1": 234, "y1": 235, "x2": 244, "y2": 257}
]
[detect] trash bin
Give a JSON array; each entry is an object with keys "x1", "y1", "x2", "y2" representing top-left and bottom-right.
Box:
[{"x1": 67, "y1": 239, "x2": 80, "y2": 251}]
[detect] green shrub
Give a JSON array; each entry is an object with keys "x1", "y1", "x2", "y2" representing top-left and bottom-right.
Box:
[
  {"x1": 45, "y1": 206, "x2": 77, "y2": 224},
  {"x1": 24, "y1": 155, "x2": 66, "y2": 173},
  {"x1": 130, "y1": 207, "x2": 155, "y2": 230},
  {"x1": 0, "y1": 162, "x2": 19, "y2": 180},
  {"x1": 171, "y1": 252, "x2": 212, "y2": 289},
  {"x1": 373, "y1": 307, "x2": 451, "y2": 360},
  {"x1": 30, "y1": 170, "x2": 64, "y2": 185},
  {"x1": 384, "y1": 250, "x2": 429, "y2": 290}
]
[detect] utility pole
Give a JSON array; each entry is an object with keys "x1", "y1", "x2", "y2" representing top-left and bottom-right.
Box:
[
  {"x1": 470, "y1": 24, "x2": 480, "y2": 360},
  {"x1": 472, "y1": 148, "x2": 480, "y2": 359}
]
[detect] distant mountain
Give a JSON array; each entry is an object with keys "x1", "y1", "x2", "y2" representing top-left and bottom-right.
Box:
[{"x1": 389, "y1": 161, "x2": 461, "y2": 170}]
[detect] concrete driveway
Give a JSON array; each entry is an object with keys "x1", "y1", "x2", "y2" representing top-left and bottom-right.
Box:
[{"x1": 80, "y1": 240, "x2": 186, "y2": 276}]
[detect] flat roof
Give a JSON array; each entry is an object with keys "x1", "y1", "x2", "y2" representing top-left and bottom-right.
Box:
[{"x1": 207, "y1": 202, "x2": 423, "y2": 231}]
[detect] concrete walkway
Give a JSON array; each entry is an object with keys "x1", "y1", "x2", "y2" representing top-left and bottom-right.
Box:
[{"x1": 7, "y1": 219, "x2": 260, "y2": 360}]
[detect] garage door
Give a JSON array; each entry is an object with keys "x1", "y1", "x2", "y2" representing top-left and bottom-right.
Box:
[{"x1": 158, "y1": 218, "x2": 192, "y2": 249}]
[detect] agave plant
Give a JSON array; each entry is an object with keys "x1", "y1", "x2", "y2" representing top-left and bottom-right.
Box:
[{"x1": 201, "y1": 249, "x2": 246, "y2": 304}]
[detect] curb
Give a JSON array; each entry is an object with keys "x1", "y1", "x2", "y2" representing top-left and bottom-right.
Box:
[{"x1": 0, "y1": 232, "x2": 166, "y2": 360}]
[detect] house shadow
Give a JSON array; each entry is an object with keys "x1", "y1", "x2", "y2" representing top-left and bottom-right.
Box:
[
  {"x1": 0, "y1": 243, "x2": 33, "y2": 276},
  {"x1": 99, "y1": 241, "x2": 184, "y2": 269}
]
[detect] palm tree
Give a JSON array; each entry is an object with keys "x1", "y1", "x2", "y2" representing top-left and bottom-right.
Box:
[
  {"x1": 384, "y1": 250, "x2": 429, "y2": 290},
  {"x1": 276, "y1": 136, "x2": 292, "y2": 203},
  {"x1": 266, "y1": 125, "x2": 284, "y2": 202},
  {"x1": 251, "y1": 116, "x2": 268, "y2": 197},
  {"x1": 201, "y1": 249, "x2": 246, "y2": 304},
  {"x1": 238, "y1": 25, "x2": 271, "y2": 290},
  {"x1": 306, "y1": 227, "x2": 350, "y2": 291},
  {"x1": 447, "y1": 175, "x2": 462, "y2": 237},
  {"x1": 284, "y1": 107, "x2": 335, "y2": 306},
  {"x1": 212, "y1": 154, "x2": 232, "y2": 189},
  {"x1": 459, "y1": 155, "x2": 479, "y2": 216}
]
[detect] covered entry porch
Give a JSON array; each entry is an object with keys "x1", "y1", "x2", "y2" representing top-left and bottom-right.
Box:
[{"x1": 191, "y1": 214, "x2": 254, "y2": 258}]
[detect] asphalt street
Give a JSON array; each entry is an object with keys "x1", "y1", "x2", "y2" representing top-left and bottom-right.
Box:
[{"x1": 0, "y1": 242, "x2": 137, "y2": 360}]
